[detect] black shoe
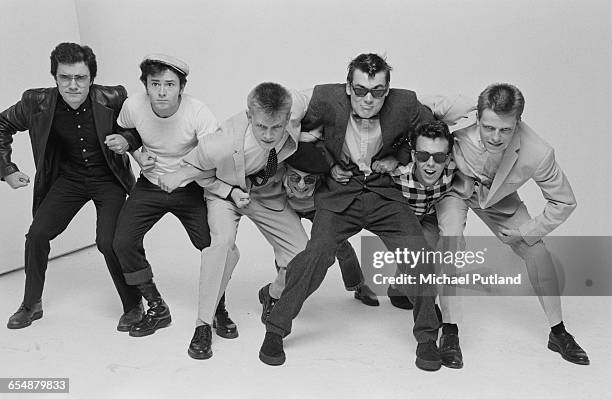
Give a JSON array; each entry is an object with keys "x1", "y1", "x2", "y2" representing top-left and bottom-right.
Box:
[
  {"x1": 387, "y1": 285, "x2": 413, "y2": 310},
  {"x1": 213, "y1": 300, "x2": 238, "y2": 339},
  {"x1": 259, "y1": 332, "x2": 285, "y2": 366},
  {"x1": 439, "y1": 333, "x2": 463, "y2": 369},
  {"x1": 354, "y1": 284, "x2": 380, "y2": 306},
  {"x1": 548, "y1": 331, "x2": 589, "y2": 365},
  {"x1": 129, "y1": 299, "x2": 171, "y2": 337},
  {"x1": 7, "y1": 301, "x2": 43, "y2": 329},
  {"x1": 258, "y1": 284, "x2": 278, "y2": 324},
  {"x1": 117, "y1": 302, "x2": 144, "y2": 332},
  {"x1": 415, "y1": 341, "x2": 442, "y2": 371},
  {"x1": 188, "y1": 325, "x2": 213, "y2": 360}
]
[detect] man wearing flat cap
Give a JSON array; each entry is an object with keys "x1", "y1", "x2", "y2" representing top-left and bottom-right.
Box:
[
  {"x1": 108, "y1": 54, "x2": 236, "y2": 341},
  {"x1": 272, "y1": 142, "x2": 379, "y2": 308},
  {"x1": 1, "y1": 42, "x2": 142, "y2": 331}
]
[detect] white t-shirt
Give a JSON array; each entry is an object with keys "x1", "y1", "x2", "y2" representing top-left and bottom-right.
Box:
[{"x1": 118, "y1": 92, "x2": 218, "y2": 186}]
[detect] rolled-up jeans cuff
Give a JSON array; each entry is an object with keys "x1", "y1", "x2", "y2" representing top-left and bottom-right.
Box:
[
  {"x1": 124, "y1": 268, "x2": 154, "y2": 285},
  {"x1": 266, "y1": 321, "x2": 289, "y2": 338}
]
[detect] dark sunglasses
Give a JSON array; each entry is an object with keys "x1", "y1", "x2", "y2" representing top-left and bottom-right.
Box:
[
  {"x1": 351, "y1": 84, "x2": 387, "y2": 98},
  {"x1": 288, "y1": 173, "x2": 318, "y2": 185},
  {"x1": 413, "y1": 151, "x2": 449, "y2": 163}
]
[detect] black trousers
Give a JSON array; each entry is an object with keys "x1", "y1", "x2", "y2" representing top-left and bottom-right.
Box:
[
  {"x1": 297, "y1": 210, "x2": 364, "y2": 290},
  {"x1": 267, "y1": 191, "x2": 439, "y2": 343},
  {"x1": 23, "y1": 175, "x2": 141, "y2": 312},
  {"x1": 113, "y1": 177, "x2": 210, "y2": 285}
]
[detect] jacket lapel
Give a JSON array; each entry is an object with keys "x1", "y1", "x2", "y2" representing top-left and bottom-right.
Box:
[
  {"x1": 92, "y1": 92, "x2": 114, "y2": 145},
  {"x1": 329, "y1": 93, "x2": 351, "y2": 158},
  {"x1": 231, "y1": 112, "x2": 247, "y2": 189},
  {"x1": 378, "y1": 99, "x2": 393, "y2": 150},
  {"x1": 31, "y1": 88, "x2": 58, "y2": 167},
  {"x1": 485, "y1": 129, "x2": 521, "y2": 207}
]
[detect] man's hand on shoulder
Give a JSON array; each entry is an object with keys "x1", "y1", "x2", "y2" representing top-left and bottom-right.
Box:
[{"x1": 4, "y1": 171, "x2": 30, "y2": 189}]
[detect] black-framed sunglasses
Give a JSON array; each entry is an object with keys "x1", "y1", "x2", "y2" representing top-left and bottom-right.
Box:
[
  {"x1": 351, "y1": 84, "x2": 387, "y2": 98},
  {"x1": 288, "y1": 173, "x2": 318, "y2": 185},
  {"x1": 413, "y1": 151, "x2": 449, "y2": 163}
]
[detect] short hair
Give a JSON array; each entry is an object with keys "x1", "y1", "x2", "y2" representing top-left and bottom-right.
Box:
[
  {"x1": 477, "y1": 83, "x2": 525, "y2": 120},
  {"x1": 50, "y1": 42, "x2": 97, "y2": 81},
  {"x1": 247, "y1": 82, "x2": 292, "y2": 117},
  {"x1": 410, "y1": 120, "x2": 454, "y2": 153},
  {"x1": 346, "y1": 53, "x2": 392, "y2": 85},
  {"x1": 139, "y1": 60, "x2": 187, "y2": 89}
]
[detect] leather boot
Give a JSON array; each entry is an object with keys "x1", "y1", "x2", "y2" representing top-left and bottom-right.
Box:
[
  {"x1": 7, "y1": 300, "x2": 43, "y2": 329},
  {"x1": 129, "y1": 280, "x2": 171, "y2": 337}
]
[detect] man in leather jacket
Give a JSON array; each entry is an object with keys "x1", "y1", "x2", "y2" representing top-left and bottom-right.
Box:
[{"x1": 0, "y1": 42, "x2": 143, "y2": 331}]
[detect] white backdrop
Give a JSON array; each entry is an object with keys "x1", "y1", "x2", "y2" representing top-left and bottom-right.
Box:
[
  {"x1": 0, "y1": 0, "x2": 96, "y2": 274},
  {"x1": 1, "y1": 0, "x2": 610, "y2": 273}
]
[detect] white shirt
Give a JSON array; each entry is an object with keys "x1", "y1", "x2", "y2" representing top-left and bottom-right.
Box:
[{"x1": 118, "y1": 93, "x2": 218, "y2": 186}]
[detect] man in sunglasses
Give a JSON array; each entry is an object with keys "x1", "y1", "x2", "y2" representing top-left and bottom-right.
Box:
[
  {"x1": 430, "y1": 83, "x2": 589, "y2": 366},
  {"x1": 157, "y1": 82, "x2": 310, "y2": 360},
  {"x1": 390, "y1": 120, "x2": 463, "y2": 367},
  {"x1": 0, "y1": 42, "x2": 142, "y2": 330},
  {"x1": 258, "y1": 53, "x2": 442, "y2": 371},
  {"x1": 273, "y1": 142, "x2": 379, "y2": 309}
]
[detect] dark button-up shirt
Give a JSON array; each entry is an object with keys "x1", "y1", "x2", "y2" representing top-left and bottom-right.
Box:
[{"x1": 51, "y1": 95, "x2": 113, "y2": 180}]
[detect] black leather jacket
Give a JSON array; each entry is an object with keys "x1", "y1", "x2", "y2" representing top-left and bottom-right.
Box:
[{"x1": 0, "y1": 85, "x2": 141, "y2": 215}]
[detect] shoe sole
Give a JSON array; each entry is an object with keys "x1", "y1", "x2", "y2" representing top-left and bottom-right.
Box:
[
  {"x1": 188, "y1": 348, "x2": 213, "y2": 360},
  {"x1": 213, "y1": 321, "x2": 239, "y2": 339},
  {"x1": 117, "y1": 324, "x2": 133, "y2": 332},
  {"x1": 117, "y1": 318, "x2": 144, "y2": 333},
  {"x1": 6, "y1": 311, "x2": 43, "y2": 329},
  {"x1": 259, "y1": 350, "x2": 285, "y2": 366},
  {"x1": 129, "y1": 317, "x2": 172, "y2": 337},
  {"x1": 441, "y1": 359, "x2": 464, "y2": 369},
  {"x1": 547, "y1": 342, "x2": 590, "y2": 365},
  {"x1": 415, "y1": 358, "x2": 442, "y2": 371}
]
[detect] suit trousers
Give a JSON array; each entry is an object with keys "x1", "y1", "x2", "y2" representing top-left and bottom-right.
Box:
[
  {"x1": 113, "y1": 177, "x2": 210, "y2": 285},
  {"x1": 197, "y1": 195, "x2": 308, "y2": 326},
  {"x1": 266, "y1": 191, "x2": 440, "y2": 343},
  {"x1": 298, "y1": 210, "x2": 364, "y2": 291},
  {"x1": 23, "y1": 175, "x2": 141, "y2": 312},
  {"x1": 435, "y1": 192, "x2": 563, "y2": 326}
]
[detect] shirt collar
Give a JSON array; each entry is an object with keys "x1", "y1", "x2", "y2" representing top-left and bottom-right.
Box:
[{"x1": 56, "y1": 93, "x2": 91, "y2": 113}]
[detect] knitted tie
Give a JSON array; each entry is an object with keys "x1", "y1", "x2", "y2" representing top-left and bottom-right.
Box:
[{"x1": 249, "y1": 148, "x2": 277, "y2": 187}]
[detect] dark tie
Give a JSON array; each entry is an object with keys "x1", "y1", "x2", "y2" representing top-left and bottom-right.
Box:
[{"x1": 249, "y1": 148, "x2": 277, "y2": 186}]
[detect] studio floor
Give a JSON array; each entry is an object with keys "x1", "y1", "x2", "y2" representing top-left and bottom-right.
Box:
[{"x1": 0, "y1": 216, "x2": 608, "y2": 399}]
